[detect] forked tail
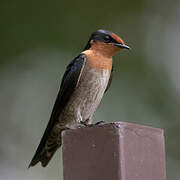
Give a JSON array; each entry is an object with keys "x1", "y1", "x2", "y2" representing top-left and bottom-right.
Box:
[{"x1": 28, "y1": 131, "x2": 62, "y2": 168}]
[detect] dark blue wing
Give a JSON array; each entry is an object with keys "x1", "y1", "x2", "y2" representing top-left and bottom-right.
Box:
[
  {"x1": 29, "y1": 53, "x2": 86, "y2": 167},
  {"x1": 50, "y1": 53, "x2": 86, "y2": 123}
]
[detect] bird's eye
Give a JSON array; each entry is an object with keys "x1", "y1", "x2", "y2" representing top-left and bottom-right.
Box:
[{"x1": 104, "y1": 35, "x2": 111, "y2": 42}]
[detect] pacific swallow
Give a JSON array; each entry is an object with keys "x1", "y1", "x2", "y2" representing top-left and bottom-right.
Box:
[{"x1": 29, "y1": 29, "x2": 130, "y2": 167}]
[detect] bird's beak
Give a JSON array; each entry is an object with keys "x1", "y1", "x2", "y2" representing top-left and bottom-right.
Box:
[{"x1": 114, "y1": 43, "x2": 130, "y2": 50}]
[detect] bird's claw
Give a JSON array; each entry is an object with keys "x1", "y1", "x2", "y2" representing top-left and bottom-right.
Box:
[
  {"x1": 94, "y1": 120, "x2": 105, "y2": 125},
  {"x1": 80, "y1": 120, "x2": 105, "y2": 127}
]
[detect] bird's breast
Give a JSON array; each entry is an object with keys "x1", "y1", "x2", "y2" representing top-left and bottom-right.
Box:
[
  {"x1": 84, "y1": 49, "x2": 112, "y2": 73},
  {"x1": 74, "y1": 62, "x2": 111, "y2": 119},
  {"x1": 60, "y1": 61, "x2": 111, "y2": 127}
]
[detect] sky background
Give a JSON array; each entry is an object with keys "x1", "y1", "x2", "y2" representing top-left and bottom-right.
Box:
[{"x1": 1, "y1": 0, "x2": 180, "y2": 179}]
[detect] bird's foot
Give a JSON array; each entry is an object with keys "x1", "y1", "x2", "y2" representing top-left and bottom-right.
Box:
[
  {"x1": 80, "y1": 121, "x2": 89, "y2": 127},
  {"x1": 94, "y1": 120, "x2": 105, "y2": 125},
  {"x1": 72, "y1": 123, "x2": 86, "y2": 129},
  {"x1": 80, "y1": 120, "x2": 105, "y2": 127}
]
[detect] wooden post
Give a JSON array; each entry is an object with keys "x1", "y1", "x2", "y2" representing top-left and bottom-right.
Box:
[{"x1": 62, "y1": 122, "x2": 166, "y2": 180}]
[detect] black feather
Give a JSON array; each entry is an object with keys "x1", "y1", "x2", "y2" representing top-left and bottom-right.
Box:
[
  {"x1": 83, "y1": 29, "x2": 118, "y2": 50},
  {"x1": 29, "y1": 53, "x2": 86, "y2": 167}
]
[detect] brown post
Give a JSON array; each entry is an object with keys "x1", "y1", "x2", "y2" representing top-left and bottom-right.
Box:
[{"x1": 62, "y1": 122, "x2": 166, "y2": 180}]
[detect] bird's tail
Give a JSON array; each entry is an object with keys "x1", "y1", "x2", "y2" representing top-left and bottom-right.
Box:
[
  {"x1": 28, "y1": 144, "x2": 59, "y2": 168},
  {"x1": 28, "y1": 132, "x2": 62, "y2": 168}
]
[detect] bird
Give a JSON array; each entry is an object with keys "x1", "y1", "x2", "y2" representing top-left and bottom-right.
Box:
[{"x1": 29, "y1": 29, "x2": 130, "y2": 168}]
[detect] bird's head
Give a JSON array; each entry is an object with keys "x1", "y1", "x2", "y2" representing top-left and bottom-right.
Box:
[{"x1": 84, "y1": 29, "x2": 130, "y2": 57}]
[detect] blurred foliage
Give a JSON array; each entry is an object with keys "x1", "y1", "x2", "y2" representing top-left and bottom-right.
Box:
[{"x1": 0, "y1": 0, "x2": 180, "y2": 179}]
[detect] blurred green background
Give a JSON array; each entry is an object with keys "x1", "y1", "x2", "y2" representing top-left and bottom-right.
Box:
[{"x1": 1, "y1": 0, "x2": 180, "y2": 179}]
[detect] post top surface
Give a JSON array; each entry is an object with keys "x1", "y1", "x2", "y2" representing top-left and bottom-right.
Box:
[{"x1": 62, "y1": 121, "x2": 164, "y2": 137}]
